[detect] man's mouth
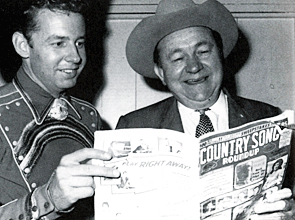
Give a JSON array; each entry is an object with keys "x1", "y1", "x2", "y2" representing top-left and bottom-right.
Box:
[
  {"x1": 185, "y1": 76, "x2": 208, "y2": 85},
  {"x1": 60, "y1": 69, "x2": 77, "y2": 74}
]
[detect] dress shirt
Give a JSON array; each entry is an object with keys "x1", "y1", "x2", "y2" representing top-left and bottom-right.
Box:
[{"x1": 178, "y1": 90, "x2": 229, "y2": 137}]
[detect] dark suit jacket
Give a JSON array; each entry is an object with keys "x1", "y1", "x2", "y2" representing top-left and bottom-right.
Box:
[
  {"x1": 116, "y1": 93, "x2": 281, "y2": 131},
  {"x1": 116, "y1": 92, "x2": 295, "y2": 189}
]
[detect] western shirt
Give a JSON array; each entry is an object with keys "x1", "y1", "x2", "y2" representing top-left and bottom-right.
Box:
[{"x1": 0, "y1": 67, "x2": 100, "y2": 219}]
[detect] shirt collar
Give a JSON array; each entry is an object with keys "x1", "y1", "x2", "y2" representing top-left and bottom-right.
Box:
[
  {"x1": 13, "y1": 67, "x2": 81, "y2": 125},
  {"x1": 177, "y1": 90, "x2": 227, "y2": 113},
  {"x1": 210, "y1": 90, "x2": 227, "y2": 117},
  {"x1": 177, "y1": 90, "x2": 229, "y2": 134}
]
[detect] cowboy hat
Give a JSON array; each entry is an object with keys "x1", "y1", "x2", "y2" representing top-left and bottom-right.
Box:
[{"x1": 126, "y1": 0, "x2": 238, "y2": 78}]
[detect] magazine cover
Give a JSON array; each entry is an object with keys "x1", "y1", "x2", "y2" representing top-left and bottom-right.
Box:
[
  {"x1": 198, "y1": 110, "x2": 294, "y2": 219},
  {"x1": 93, "y1": 110, "x2": 294, "y2": 220}
]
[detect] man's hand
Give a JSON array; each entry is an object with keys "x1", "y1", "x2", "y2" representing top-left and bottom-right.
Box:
[
  {"x1": 251, "y1": 188, "x2": 295, "y2": 220},
  {"x1": 47, "y1": 148, "x2": 120, "y2": 211}
]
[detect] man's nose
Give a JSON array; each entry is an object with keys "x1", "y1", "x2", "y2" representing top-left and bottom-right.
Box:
[
  {"x1": 65, "y1": 45, "x2": 82, "y2": 64},
  {"x1": 186, "y1": 56, "x2": 203, "y2": 73}
]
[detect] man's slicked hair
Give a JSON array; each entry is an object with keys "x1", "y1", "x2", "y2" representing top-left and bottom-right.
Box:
[{"x1": 15, "y1": 0, "x2": 90, "y2": 43}]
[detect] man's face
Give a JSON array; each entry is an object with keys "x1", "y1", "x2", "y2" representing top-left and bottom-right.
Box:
[
  {"x1": 25, "y1": 9, "x2": 86, "y2": 97},
  {"x1": 155, "y1": 27, "x2": 223, "y2": 109}
]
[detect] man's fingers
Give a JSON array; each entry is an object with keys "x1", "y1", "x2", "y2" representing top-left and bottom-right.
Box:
[
  {"x1": 60, "y1": 148, "x2": 112, "y2": 165},
  {"x1": 254, "y1": 188, "x2": 293, "y2": 214},
  {"x1": 255, "y1": 200, "x2": 292, "y2": 214},
  {"x1": 255, "y1": 200, "x2": 286, "y2": 213},
  {"x1": 266, "y1": 188, "x2": 292, "y2": 202},
  {"x1": 56, "y1": 163, "x2": 120, "y2": 178},
  {"x1": 252, "y1": 198, "x2": 295, "y2": 220},
  {"x1": 250, "y1": 212, "x2": 287, "y2": 220},
  {"x1": 58, "y1": 175, "x2": 95, "y2": 188}
]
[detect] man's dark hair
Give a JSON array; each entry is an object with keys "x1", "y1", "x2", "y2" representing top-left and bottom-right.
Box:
[
  {"x1": 153, "y1": 28, "x2": 224, "y2": 67},
  {"x1": 14, "y1": 0, "x2": 90, "y2": 43}
]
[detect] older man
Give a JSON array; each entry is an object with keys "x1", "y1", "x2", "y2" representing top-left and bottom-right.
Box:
[
  {"x1": 0, "y1": 0, "x2": 119, "y2": 219},
  {"x1": 116, "y1": 0, "x2": 295, "y2": 218}
]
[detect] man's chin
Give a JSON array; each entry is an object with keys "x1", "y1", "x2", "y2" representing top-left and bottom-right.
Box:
[
  {"x1": 179, "y1": 95, "x2": 218, "y2": 109},
  {"x1": 59, "y1": 82, "x2": 77, "y2": 91}
]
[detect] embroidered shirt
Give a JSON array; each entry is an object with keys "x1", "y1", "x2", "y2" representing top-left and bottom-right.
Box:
[{"x1": 0, "y1": 67, "x2": 101, "y2": 219}]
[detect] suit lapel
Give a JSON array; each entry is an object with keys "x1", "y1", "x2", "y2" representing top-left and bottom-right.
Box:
[
  {"x1": 227, "y1": 93, "x2": 253, "y2": 128},
  {"x1": 159, "y1": 97, "x2": 184, "y2": 133}
]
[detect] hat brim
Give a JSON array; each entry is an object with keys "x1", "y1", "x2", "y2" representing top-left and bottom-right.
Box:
[{"x1": 126, "y1": 0, "x2": 238, "y2": 78}]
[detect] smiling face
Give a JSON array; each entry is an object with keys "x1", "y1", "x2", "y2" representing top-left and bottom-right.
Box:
[
  {"x1": 154, "y1": 27, "x2": 224, "y2": 109},
  {"x1": 23, "y1": 9, "x2": 86, "y2": 97}
]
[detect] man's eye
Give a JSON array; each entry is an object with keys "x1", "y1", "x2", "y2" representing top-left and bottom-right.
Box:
[
  {"x1": 52, "y1": 42, "x2": 66, "y2": 47},
  {"x1": 76, "y1": 41, "x2": 85, "y2": 48},
  {"x1": 199, "y1": 50, "x2": 210, "y2": 54},
  {"x1": 172, "y1": 57, "x2": 184, "y2": 62}
]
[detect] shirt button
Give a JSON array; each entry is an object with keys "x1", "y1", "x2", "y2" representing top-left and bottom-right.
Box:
[
  {"x1": 90, "y1": 111, "x2": 94, "y2": 116},
  {"x1": 18, "y1": 155, "x2": 24, "y2": 161},
  {"x1": 32, "y1": 206, "x2": 38, "y2": 212},
  {"x1": 81, "y1": 106, "x2": 85, "y2": 110},
  {"x1": 16, "y1": 102, "x2": 21, "y2": 106},
  {"x1": 31, "y1": 182, "x2": 37, "y2": 188},
  {"x1": 91, "y1": 123, "x2": 96, "y2": 128},
  {"x1": 24, "y1": 167, "x2": 30, "y2": 174},
  {"x1": 5, "y1": 126, "x2": 9, "y2": 131},
  {"x1": 13, "y1": 141, "x2": 18, "y2": 146},
  {"x1": 44, "y1": 202, "x2": 50, "y2": 209}
]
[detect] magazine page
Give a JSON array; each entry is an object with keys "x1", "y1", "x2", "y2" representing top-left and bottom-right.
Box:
[
  {"x1": 93, "y1": 110, "x2": 294, "y2": 220},
  {"x1": 93, "y1": 128, "x2": 201, "y2": 220},
  {"x1": 198, "y1": 110, "x2": 294, "y2": 220}
]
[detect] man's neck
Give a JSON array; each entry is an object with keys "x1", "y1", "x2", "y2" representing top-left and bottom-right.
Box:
[{"x1": 21, "y1": 64, "x2": 61, "y2": 98}]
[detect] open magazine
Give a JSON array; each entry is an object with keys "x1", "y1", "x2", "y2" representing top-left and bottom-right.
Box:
[{"x1": 93, "y1": 110, "x2": 294, "y2": 220}]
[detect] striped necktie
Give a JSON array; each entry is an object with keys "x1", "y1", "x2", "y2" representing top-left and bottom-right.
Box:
[{"x1": 195, "y1": 109, "x2": 214, "y2": 138}]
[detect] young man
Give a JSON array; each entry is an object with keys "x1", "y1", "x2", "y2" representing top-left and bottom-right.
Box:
[
  {"x1": 117, "y1": 0, "x2": 295, "y2": 218},
  {"x1": 0, "y1": 0, "x2": 119, "y2": 219}
]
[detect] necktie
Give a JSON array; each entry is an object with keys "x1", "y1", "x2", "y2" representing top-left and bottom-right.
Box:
[{"x1": 195, "y1": 109, "x2": 214, "y2": 138}]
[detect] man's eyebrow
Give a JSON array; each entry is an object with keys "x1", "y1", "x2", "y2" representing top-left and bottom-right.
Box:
[
  {"x1": 45, "y1": 35, "x2": 85, "y2": 43},
  {"x1": 167, "y1": 48, "x2": 184, "y2": 60},
  {"x1": 45, "y1": 35, "x2": 68, "y2": 43},
  {"x1": 196, "y1": 41, "x2": 214, "y2": 48},
  {"x1": 169, "y1": 48, "x2": 183, "y2": 55},
  {"x1": 167, "y1": 41, "x2": 213, "y2": 58}
]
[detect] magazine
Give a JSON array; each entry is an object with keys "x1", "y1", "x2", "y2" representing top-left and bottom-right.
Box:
[{"x1": 93, "y1": 110, "x2": 294, "y2": 220}]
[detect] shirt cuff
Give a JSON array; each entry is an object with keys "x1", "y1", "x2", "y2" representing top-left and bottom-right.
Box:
[{"x1": 31, "y1": 184, "x2": 58, "y2": 219}]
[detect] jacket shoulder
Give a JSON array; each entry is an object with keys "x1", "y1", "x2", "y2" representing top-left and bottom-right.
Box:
[
  {"x1": 71, "y1": 96, "x2": 99, "y2": 114},
  {"x1": 0, "y1": 83, "x2": 19, "y2": 98},
  {"x1": 70, "y1": 96, "x2": 101, "y2": 130},
  {"x1": 116, "y1": 96, "x2": 175, "y2": 129},
  {"x1": 232, "y1": 95, "x2": 282, "y2": 119},
  {"x1": 0, "y1": 83, "x2": 22, "y2": 106}
]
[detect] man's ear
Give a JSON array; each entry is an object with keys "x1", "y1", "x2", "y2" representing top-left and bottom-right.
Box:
[
  {"x1": 12, "y1": 32, "x2": 30, "y2": 58},
  {"x1": 154, "y1": 64, "x2": 166, "y2": 86}
]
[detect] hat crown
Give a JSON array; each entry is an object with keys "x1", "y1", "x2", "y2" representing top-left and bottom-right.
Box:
[{"x1": 156, "y1": 0, "x2": 197, "y2": 15}]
